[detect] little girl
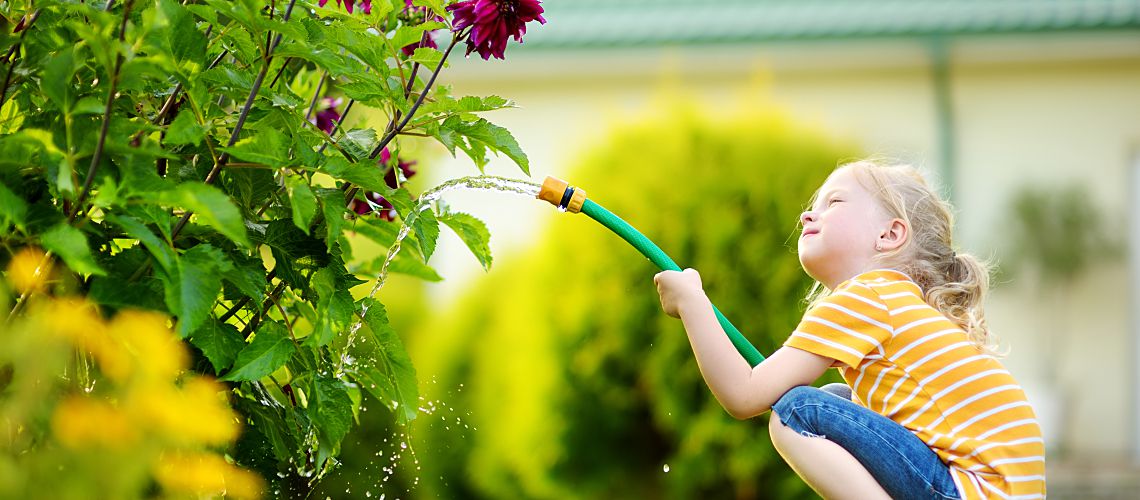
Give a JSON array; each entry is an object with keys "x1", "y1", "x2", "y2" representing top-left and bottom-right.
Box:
[{"x1": 654, "y1": 161, "x2": 1045, "y2": 499}]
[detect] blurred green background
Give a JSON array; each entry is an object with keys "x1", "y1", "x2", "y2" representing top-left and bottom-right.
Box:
[{"x1": 318, "y1": 1, "x2": 1140, "y2": 498}]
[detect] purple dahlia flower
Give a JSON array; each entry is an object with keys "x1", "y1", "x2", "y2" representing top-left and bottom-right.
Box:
[
  {"x1": 448, "y1": 0, "x2": 546, "y2": 60},
  {"x1": 311, "y1": 97, "x2": 342, "y2": 135}
]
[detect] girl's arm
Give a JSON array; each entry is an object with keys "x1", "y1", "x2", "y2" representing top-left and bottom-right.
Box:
[{"x1": 656, "y1": 269, "x2": 834, "y2": 419}]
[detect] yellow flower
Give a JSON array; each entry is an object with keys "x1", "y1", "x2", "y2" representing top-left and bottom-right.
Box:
[
  {"x1": 6, "y1": 246, "x2": 50, "y2": 294},
  {"x1": 127, "y1": 376, "x2": 239, "y2": 446},
  {"x1": 51, "y1": 397, "x2": 137, "y2": 449},
  {"x1": 155, "y1": 452, "x2": 264, "y2": 500},
  {"x1": 109, "y1": 310, "x2": 187, "y2": 381}
]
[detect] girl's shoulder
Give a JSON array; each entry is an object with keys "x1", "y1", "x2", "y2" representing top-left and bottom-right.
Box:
[{"x1": 841, "y1": 269, "x2": 922, "y2": 296}]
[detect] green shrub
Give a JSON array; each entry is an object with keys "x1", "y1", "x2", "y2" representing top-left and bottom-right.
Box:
[{"x1": 410, "y1": 98, "x2": 859, "y2": 499}]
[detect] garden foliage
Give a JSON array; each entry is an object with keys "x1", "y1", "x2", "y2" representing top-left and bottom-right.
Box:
[
  {"x1": 0, "y1": 0, "x2": 534, "y2": 495},
  {"x1": 410, "y1": 100, "x2": 857, "y2": 499}
]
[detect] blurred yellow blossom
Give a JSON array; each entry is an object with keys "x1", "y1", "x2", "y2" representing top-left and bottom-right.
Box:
[
  {"x1": 51, "y1": 397, "x2": 138, "y2": 449},
  {"x1": 1, "y1": 298, "x2": 266, "y2": 499},
  {"x1": 155, "y1": 452, "x2": 264, "y2": 500},
  {"x1": 5, "y1": 246, "x2": 50, "y2": 295},
  {"x1": 128, "y1": 376, "x2": 239, "y2": 445},
  {"x1": 109, "y1": 310, "x2": 187, "y2": 381}
]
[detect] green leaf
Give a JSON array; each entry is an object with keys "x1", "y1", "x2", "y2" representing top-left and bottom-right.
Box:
[
  {"x1": 184, "y1": 4, "x2": 219, "y2": 25},
  {"x1": 440, "y1": 211, "x2": 492, "y2": 271},
  {"x1": 338, "y1": 78, "x2": 401, "y2": 107},
  {"x1": 221, "y1": 321, "x2": 295, "y2": 382},
  {"x1": 340, "y1": 129, "x2": 377, "y2": 162},
  {"x1": 419, "y1": 94, "x2": 513, "y2": 116},
  {"x1": 89, "y1": 274, "x2": 167, "y2": 312},
  {"x1": 347, "y1": 300, "x2": 418, "y2": 423},
  {"x1": 309, "y1": 376, "x2": 354, "y2": 447},
  {"x1": 285, "y1": 176, "x2": 317, "y2": 234},
  {"x1": 41, "y1": 47, "x2": 77, "y2": 111},
  {"x1": 408, "y1": 47, "x2": 442, "y2": 68},
  {"x1": 0, "y1": 181, "x2": 28, "y2": 230},
  {"x1": 165, "y1": 111, "x2": 209, "y2": 146},
  {"x1": 202, "y1": 0, "x2": 264, "y2": 40},
  {"x1": 316, "y1": 188, "x2": 347, "y2": 250},
  {"x1": 310, "y1": 266, "x2": 353, "y2": 347},
  {"x1": 262, "y1": 220, "x2": 330, "y2": 292},
  {"x1": 219, "y1": 127, "x2": 292, "y2": 168},
  {"x1": 406, "y1": 205, "x2": 439, "y2": 262},
  {"x1": 444, "y1": 117, "x2": 530, "y2": 175},
  {"x1": 158, "y1": 0, "x2": 208, "y2": 64},
  {"x1": 168, "y1": 244, "x2": 233, "y2": 338},
  {"x1": 331, "y1": 29, "x2": 391, "y2": 76},
  {"x1": 40, "y1": 224, "x2": 106, "y2": 276},
  {"x1": 71, "y1": 96, "x2": 105, "y2": 116},
  {"x1": 234, "y1": 394, "x2": 305, "y2": 465},
  {"x1": 191, "y1": 319, "x2": 246, "y2": 374},
  {"x1": 107, "y1": 214, "x2": 177, "y2": 275},
  {"x1": 412, "y1": 0, "x2": 448, "y2": 19},
  {"x1": 316, "y1": 157, "x2": 393, "y2": 199},
  {"x1": 275, "y1": 43, "x2": 366, "y2": 79},
  {"x1": 221, "y1": 250, "x2": 267, "y2": 308},
  {"x1": 156, "y1": 184, "x2": 251, "y2": 248},
  {"x1": 390, "y1": 21, "x2": 446, "y2": 51},
  {"x1": 0, "y1": 97, "x2": 25, "y2": 134}
]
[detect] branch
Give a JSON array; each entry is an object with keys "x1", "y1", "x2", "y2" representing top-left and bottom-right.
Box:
[
  {"x1": 169, "y1": 0, "x2": 299, "y2": 241},
  {"x1": 69, "y1": 0, "x2": 135, "y2": 222},
  {"x1": 0, "y1": 10, "x2": 42, "y2": 108},
  {"x1": 369, "y1": 32, "x2": 463, "y2": 160}
]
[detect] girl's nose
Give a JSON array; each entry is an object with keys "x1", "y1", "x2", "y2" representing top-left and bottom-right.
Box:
[{"x1": 800, "y1": 211, "x2": 817, "y2": 224}]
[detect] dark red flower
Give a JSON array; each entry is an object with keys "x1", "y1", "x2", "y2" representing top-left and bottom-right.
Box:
[
  {"x1": 378, "y1": 147, "x2": 417, "y2": 189},
  {"x1": 311, "y1": 97, "x2": 342, "y2": 135},
  {"x1": 448, "y1": 0, "x2": 546, "y2": 60}
]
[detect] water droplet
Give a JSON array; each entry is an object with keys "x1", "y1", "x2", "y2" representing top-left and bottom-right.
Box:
[{"x1": 663, "y1": 464, "x2": 671, "y2": 473}]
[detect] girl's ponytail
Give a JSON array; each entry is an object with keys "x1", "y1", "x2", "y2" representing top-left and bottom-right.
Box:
[{"x1": 925, "y1": 252, "x2": 1001, "y2": 355}]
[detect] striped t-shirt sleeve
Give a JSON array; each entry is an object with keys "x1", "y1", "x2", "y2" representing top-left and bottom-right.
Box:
[{"x1": 784, "y1": 281, "x2": 892, "y2": 368}]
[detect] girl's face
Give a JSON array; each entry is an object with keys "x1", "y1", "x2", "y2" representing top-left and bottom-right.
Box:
[{"x1": 798, "y1": 168, "x2": 894, "y2": 289}]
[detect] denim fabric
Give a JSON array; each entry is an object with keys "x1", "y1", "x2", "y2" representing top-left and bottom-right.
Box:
[{"x1": 772, "y1": 385, "x2": 960, "y2": 500}]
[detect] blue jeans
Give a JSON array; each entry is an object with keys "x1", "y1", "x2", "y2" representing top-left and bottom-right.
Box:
[{"x1": 771, "y1": 385, "x2": 960, "y2": 499}]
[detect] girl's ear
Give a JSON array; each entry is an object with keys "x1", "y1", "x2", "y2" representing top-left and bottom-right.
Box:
[{"x1": 878, "y1": 218, "x2": 908, "y2": 252}]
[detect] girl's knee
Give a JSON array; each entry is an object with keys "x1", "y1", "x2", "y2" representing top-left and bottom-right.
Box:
[{"x1": 772, "y1": 385, "x2": 824, "y2": 414}]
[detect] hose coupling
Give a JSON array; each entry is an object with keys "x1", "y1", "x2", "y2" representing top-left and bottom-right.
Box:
[{"x1": 537, "y1": 176, "x2": 586, "y2": 213}]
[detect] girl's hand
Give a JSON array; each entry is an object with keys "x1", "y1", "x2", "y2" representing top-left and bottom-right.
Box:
[{"x1": 653, "y1": 268, "x2": 707, "y2": 318}]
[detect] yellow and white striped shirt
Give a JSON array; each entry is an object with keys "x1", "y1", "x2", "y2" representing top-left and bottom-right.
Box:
[{"x1": 784, "y1": 269, "x2": 1046, "y2": 499}]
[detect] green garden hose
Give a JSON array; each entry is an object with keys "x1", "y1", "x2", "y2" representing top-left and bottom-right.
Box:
[{"x1": 538, "y1": 177, "x2": 766, "y2": 367}]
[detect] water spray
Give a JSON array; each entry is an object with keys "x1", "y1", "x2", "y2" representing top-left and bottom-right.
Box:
[{"x1": 537, "y1": 176, "x2": 766, "y2": 367}]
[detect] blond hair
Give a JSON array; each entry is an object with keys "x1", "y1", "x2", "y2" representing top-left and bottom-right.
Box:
[{"x1": 804, "y1": 160, "x2": 1001, "y2": 355}]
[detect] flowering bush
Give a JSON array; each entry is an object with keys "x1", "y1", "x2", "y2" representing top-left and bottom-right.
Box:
[
  {"x1": 1, "y1": 250, "x2": 262, "y2": 498},
  {"x1": 0, "y1": 0, "x2": 542, "y2": 495}
]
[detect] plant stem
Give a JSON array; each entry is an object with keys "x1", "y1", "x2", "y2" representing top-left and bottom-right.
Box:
[
  {"x1": 369, "y1": 33, "x2": 463, "y2": 160},
  {"x1": 69, "y1": 0, "x2": 135, "y2": 222},
  {"x1": 5, "y1": 250, "x2": 55, "y2": 323},
  {"x1": 169, "y1": 0, "x2": 298, "y2": 241},
  {"x1": 242, "y1": 281, "x2": 287, "y2": 338}
]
